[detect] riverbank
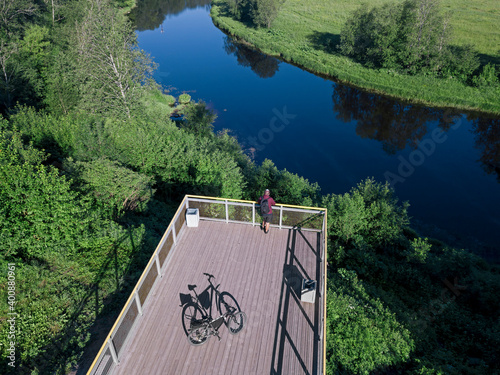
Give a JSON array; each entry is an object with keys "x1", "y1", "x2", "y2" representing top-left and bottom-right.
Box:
[{"x1": 210, "y1": 0, "x2": 500, "y2": 114}]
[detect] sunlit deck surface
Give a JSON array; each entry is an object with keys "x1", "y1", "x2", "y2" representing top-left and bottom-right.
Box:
[{"x1": 112, "y1": 220, "x2": 324, "y2": 375}]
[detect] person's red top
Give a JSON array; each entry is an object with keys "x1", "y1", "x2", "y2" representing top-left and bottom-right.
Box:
[{"x1": 258, "y1": 195, "x2": 276, "y2": 213}]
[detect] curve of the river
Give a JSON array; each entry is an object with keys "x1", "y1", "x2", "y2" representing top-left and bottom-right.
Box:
[{"x1": 132, "y1": 1, "x2": 500, "y2": 260}]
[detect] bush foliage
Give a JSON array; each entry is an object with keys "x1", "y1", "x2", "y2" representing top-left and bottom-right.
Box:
[
  {"x1": 339, "y1": 0, "x2": 480, "y2": 81},
  {"x1": 226, "y1": 0, "x2": 283, "y2": 28},
  {"x1": 326, "y1": 269, "x2": 414, "y2": 374},
  {"x1": 323, "y1": 178, "x2": 409, "y2": 249}
]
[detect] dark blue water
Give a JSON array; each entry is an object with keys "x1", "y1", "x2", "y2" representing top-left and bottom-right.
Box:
[{"x1": 133, "y1": 3, "x2": 500, "y2": 257}]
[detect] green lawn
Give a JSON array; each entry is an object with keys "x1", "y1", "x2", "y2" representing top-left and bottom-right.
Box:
[
  {"x1": 441, "y1": 0, "x2": 500, "y2": 57},
  {"x1": 211, "y1": 0, "x2": 500, "y2": 113}
]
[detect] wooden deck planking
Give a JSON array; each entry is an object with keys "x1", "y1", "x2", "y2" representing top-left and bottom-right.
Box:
[{"x1": 111, "y1": 220, "x2": 323, "y2": 375}]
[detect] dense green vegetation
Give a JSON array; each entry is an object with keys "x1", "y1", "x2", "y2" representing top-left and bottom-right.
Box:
[
  {"x1": 339, "y1": 0, "x2": 481, "y2": 79},
  {"x1": 226, "y1": 0, "x2": 283, "y2": 28},
  {"x1": 0, "y1": 0, "x2": 498, "y2": 374},
  {"x1": 323, "y1": 180, "x2": 500, "y2": 374},
  {"x1": 211, "y1": 0, "x2": 500, "y2": 113}
]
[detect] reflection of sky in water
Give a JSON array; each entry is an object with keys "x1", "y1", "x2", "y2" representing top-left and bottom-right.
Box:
[{"x1": 136, "y1": 7, "x2": 500, "y2": 253}]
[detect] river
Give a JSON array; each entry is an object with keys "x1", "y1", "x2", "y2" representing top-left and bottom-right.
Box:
[{"x1": 130, "y1": 0, "x2": 500, "y2": 260}]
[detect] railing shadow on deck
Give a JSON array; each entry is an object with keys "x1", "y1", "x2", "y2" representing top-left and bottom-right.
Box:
[{"x1": 270, "y1": 229, "x2": 323, "y2": 375}]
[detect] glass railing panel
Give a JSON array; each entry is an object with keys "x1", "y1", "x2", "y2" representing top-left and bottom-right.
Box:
[
  {"x1": 188, "y1": 200, "x2": 226, "y2": 220},
  {"x1": 113, "y1": 301, "x2": 139, "y2": 355},
  {"x1": 92, "y1": 346, "x2": 114, "y2": 375},
  {"x1": 175, "y1": 206, "x2": 186, "y2": 235},
  {"x1": 158, "y1": 230, "x2": 174, "y2": 267},
  {"x1": 281, "y1": 209, "x2": 323, "y2": 230},
  {"x1": 227, "y1": 203, "x2": 253, "y2": 223},
  {"x1": 138, "y1": 264, "x2": 158, "y2": 306}
]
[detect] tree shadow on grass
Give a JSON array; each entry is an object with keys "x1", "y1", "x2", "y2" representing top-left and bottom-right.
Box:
[
  {"x1": 477, "y1": 53, "x2": 500, "y2": 67},
  {"x1": 306, "y1": 30, "x2": 341, "y2": 54}
]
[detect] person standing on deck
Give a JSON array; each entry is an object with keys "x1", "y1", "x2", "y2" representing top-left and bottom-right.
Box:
[{"x1": 257, "y1": 189, "x2": 276, "y2": 234}]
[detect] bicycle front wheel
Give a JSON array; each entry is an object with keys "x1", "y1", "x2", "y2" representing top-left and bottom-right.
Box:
[
  {"x1": 227, "y1": 312, "x2": 247, "y2": 335},
  {"x1": 218, "y1": 292, "x2": 241, "y2": 316},
  {"x1": 187, "y1": 325, "x2": 210, "y2": 346},
  {"x1": 182, "y1": 303, "x2": 205, "y2": 336}
]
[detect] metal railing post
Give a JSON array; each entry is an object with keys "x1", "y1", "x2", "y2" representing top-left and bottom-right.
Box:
[
  {"x1": 252, "y1": 202, "x2": 255, "y2": 226},
  {"x1": 172, "y1": 225, "x2": 177, "y2": 245},
  {"x1": 109, "y1": 338, "x2": 119, "y2": 364},
  {"x1": 279, "y1": 207, "x2": 283, "y2": 229},
  {"x1": 155, "y1": 254, "x2": 162, "y2": 277},
  {"x1": 225, "y1": 200, "x2": 229, "y2": 223},
  {"x1": 134, "y1": 291, "x2": 143, "y2": 316}
]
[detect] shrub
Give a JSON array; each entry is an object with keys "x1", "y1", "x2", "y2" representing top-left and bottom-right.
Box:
[
  {"x1": 251, "y1": 0, "x2": 281, "y2": 28},
  {"x1": 472, "y1": 63, "x2": 500, "y2": 88},
  {"x1": 178, "y1": 93, "x2": 191, "y2": 104},
  {"x1": 0, "y1": 130, "x2": 89, "y2": 259},
  {"x1": 326, "y1": 269, "x2": 414, "y2": 374},
  {"x1": 249, "y1": 159, "x2": 321, "y2": 206},
  {"x1": 165, "y1": 94, "x2": 176, "y2": 106},
  {"x1": 339, "y1": 0, "x2": 480, "y2": 81},
  {"x1": 324, "y1": 178, "x2": 409, "y2": 249},
  {"x1": 406, "y1": 237, "x2": 432, "y2": 263},
  {"x1": 69, "y1": 157, "x2": 154, "y2": 218},
  {"x1": 181, "y1": 100, "x2": 216, "y2": 137}
]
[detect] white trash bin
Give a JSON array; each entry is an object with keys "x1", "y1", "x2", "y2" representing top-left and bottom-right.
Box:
[
  {"x1": 301, "y1": 279, "x2": 317, "y2": 303},
  {"x1": 186, "y1": 208, "x2": 200, "y2": 227}
]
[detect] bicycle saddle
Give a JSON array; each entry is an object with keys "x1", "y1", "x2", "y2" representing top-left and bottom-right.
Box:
[{"x1": 188, "y1": 284, "x2": 197, "y2": 291}]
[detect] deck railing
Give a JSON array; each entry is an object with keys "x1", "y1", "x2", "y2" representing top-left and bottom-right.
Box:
[{"x1": 87, "y1": 195, "x2": 327, "y2": 375}]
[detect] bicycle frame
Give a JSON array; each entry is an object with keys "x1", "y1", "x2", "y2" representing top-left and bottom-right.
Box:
[{"x1": 190, "y1": 276, "x2": 225, "y2": 322}]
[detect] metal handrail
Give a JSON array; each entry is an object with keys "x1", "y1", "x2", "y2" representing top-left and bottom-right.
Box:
[{"x1": 186, "y1": 195, "x2": 325, "y2": 232}]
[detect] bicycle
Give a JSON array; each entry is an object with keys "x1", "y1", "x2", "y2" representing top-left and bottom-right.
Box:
[{"x1": 181, "y1": 273, "x2": 247, "y2": 346}]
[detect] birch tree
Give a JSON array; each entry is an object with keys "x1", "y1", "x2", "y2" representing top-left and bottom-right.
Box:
[
  {"x1": 74, "y1": 0, "x2": 155, "y2": 119},
  {"x1": 0, "y1": 0, "x2": 37, "y2": 36}
]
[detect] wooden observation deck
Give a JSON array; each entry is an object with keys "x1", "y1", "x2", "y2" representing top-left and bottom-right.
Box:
[{"x1": 87, "y1": 196, "x2": 327, "y2": 375}]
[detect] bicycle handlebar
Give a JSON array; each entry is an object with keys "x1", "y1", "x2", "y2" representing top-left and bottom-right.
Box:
[{"x1": 203, "y1": 273, "x2": 215, "y2": 281}]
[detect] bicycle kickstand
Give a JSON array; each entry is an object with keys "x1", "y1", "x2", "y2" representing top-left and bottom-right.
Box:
[{"x1": 214, "y1": 330, "x2": 221, "y2": 341}]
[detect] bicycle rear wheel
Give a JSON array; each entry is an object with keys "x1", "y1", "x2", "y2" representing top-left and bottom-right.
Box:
[
  {"x1": 187, "y1": 325, "x2": 210, "y2": 346},
  {"x1": 218, "y1": 292, "x2": 241, "y2": 316},
  {"x1": 227, "y1": 312, "x2": 246, "y2": 335},
  {"x1": 182, "y1": 303, "x2": 206, "y2": 336}
]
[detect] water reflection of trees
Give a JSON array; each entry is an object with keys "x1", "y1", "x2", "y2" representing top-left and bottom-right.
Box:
[
  {"x1": 469, "y1": 115, "x2": 500, "y2": 182},
  {"x1": 332, "y1": 84, "x2": 500, "y2": 182},
  {"x1": 130, "y1": 0, "x2": 212, "y2": 31},
  {"x1": 223, "y1": 36, "x2": 280, "y2": 79},
  {"x1": 332, "y1": 84, "x2": 453, "y2": 154}
]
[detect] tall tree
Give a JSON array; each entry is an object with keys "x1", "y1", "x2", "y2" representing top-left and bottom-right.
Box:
[
  {"x1": 251, "y1": 0, "x2": 280, "y2": 29},
  {"x1": 73, "y1": 0, "x2": 155, "y2": 118}
]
